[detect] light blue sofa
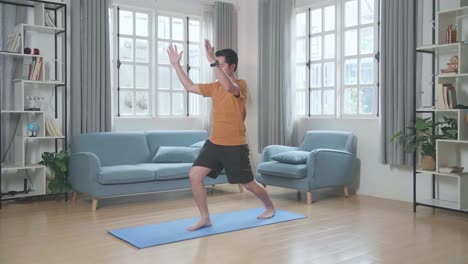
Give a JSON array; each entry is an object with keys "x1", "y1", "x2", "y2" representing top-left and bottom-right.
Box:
[
  {"x1": 256, "y1": 131, "x2": 356, "y2": 204},
  {"x1": 69, "y1": 130, "x2": 231, "y2": 210}
]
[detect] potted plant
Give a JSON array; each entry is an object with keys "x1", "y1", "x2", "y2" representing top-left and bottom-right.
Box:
[
  {"x1": 39, "y1": 150, "x2": 72, "y2": 194},
  {"x1": 391, "y1": 116, "x2": 457, "y2": 170}
]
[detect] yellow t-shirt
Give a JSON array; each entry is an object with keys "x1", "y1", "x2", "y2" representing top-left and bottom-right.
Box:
[{"x1": 199, "y1": 79, "x2": 248, "y2": 146}]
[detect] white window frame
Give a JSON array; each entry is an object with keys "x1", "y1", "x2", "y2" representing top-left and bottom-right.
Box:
[{"x1": 295, "y1": 0, "x2": 379, "y2": 118}]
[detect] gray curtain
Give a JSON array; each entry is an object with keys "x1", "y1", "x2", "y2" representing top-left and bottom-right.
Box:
[
  {"x1": 380, "y1": 0, "x2": 416, "y2": 165},
  {"x1": 213, "y1": 1, "x2": 238, "y2": 51},
  {"x1": 257, "y1": 0, "x2": 294, "y2": 150},
  {"x1": 70, "y1": 0, "x2": 111, "y2": 137}
]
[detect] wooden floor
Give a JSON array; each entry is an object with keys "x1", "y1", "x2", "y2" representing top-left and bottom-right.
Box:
[{"x1": 1, "y1": 185, "x2": 468, "y2": 264}]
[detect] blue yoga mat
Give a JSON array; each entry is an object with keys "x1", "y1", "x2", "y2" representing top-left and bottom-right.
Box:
[{"x1": 108, "y1": 208, "x2": 306, "y2": 249}]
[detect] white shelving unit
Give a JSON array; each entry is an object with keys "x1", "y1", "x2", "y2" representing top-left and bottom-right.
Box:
[
  {"x1": 0, "y1": 0, "x2": 67, "y2": 204},
  {"x1": 415, "y1": 0, "x2": 468, "y2": 213}
]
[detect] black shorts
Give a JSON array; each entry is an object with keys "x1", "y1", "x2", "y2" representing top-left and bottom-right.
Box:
[{"x1": 192, "y1": 140, "x2": 254, "y2": 184}]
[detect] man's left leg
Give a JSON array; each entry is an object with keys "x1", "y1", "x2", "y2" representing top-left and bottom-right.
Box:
[{"x1": 242, "y1": 180, "x2": 276, "y2": 219}]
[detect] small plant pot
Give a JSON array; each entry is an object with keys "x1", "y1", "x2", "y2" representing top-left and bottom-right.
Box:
[{"x1": 420, "y1": 155, "x2": 436, "y2": 171}]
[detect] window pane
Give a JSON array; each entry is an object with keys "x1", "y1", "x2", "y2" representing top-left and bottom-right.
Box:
[
  {"x1": 189, "y1": 44, "x2": 200, "y2": 66},
  {"x1": 360, "y1": 27, "x2": 374, "y2": 54},
  {"x1": 120, "y1": 11, "x2": 133, "y2": 35},
  {"x1": 172, "y1": 68, "x2": 184, "y2": 90},
  {"x1": 296, "y1": 39, "x2": 306, "y2": 63},
  {"x1": 344, "y1": 59, "x2": 358, "y2": 85},
  {"x1": 323, "y1": 62, "x2": 335, "y2": 87},
  {"x1": 158, "y1": 16, "x2": 170, "y2": 39},
  {"x1": 172, "y1": 92, "x2": 185, "y2": 115},
  {"x1": 310, "y1": 36, "x2": 322, "y2": 61},
  {"x1": 359, "y1": 87, "x2": 374, "y2": 114},
  {"x1": 189, "y1": 68, "x2": 200, "y2": 83},
  {"x1": 158, "y1": 67, "x2": 170, "y2": 89},
  {"x1": 324, "y1": 34, "x2": 335, "y2": 59},
  {"x1": 135, "y1": 65, "x2": 148, "y2": 89},
  {"x1": 310, "y1": 90, "x2": 322, "y2": 114},
  {"x1": 323, "y1": 89, "x2": 335, "y2": 114},
  {"x1": 189, "y1": 20, "x2": 200, "y2": 42},
  {"x1": 172, "y1": 18, "x2": 184, "y2": 41},
  {"x1": 173, "y1": 43, "x2": 184, "y2": 64},
  {"x1": 158, "y1": 92, "x2": 170, "y2": 115},
  {"x1": 324, "y1": 6, "x2": 335, "y2": 31},
  {"x1": 296, "y1": 91, "x2": 306, "y2": 115},
  {"x1": 189, "y1": 93, "x2": 200, "y2": 115},
  {"x1": 345, "y1": 30, "x2": 357, "y2": 56},
  {"x1": 135, "y1": 91, "x2": 149, "y2": 114},
  {"x1": 361, "y1": 0, "x2": 374, "y2": 24},
  {"x1": 120, "y1": 90, "x2": 134, "y2": 114},
  {"x1": 344, "y1": 88, "x2": 357, "y2": 114},
  {"x1": 296, "y1": 12, "x2": 306, "y2": 37},
  {"x1": 119, "y1": 37, "x2": 133, "y2": 61},
  {"x1": 135, "y1": 13, "x2": 148, "y2": 37},
  {"x1": 345, "y1": 0, "x2": 358, "y2": 27},
  {"x1": 158, "y1": 41, "x2": 170, "y2": 64},
  {"x1": 296, "y1": 66, "x2": 307, "y2": 89},
  {"x1": 120, "y1": 64, "x2": 133, "y2": 88},
  {"x1": 360, "y1": 57, "x2": 374, "y2": 84},
  {"x1": 310, "y1": 9, "x2": 322, "y2": 34},
  {"x1": 135, "y1": 39, "x2": 148, "y2": 63},
  {"x1": 311, "y1": 63, "x2": 321, "y2": 88}
]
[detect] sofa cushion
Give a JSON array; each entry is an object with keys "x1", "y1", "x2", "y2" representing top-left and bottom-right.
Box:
[
  {"x1": 152, "y1": 146, "x2": 200, "y2": 163},
  {"x1": 271, "y1": 151, "x2": 309, "y2": 164},
  {"x1": 257, "y1": 161, "x2": 307, "y2": 179},
  {"x1": 190, "y1": 140, "x2": 206, "y2": 148},
  {"x1": 98, "y1": 165, "x2": 155, "y2": 185},
  {"x1": 137, "y1": 163, "x2": 193, "y2": 180}
]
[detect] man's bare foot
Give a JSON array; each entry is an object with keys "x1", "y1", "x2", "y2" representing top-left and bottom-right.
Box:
[
  {"x1": 188, "y1": 219, "x2": 212, "y2": 231},
  {"x1": 257, "y1": 207, "x2": 276, "y2": 219}
]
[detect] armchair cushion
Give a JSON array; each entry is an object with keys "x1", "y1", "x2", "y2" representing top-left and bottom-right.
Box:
[
  {"x1": 190, "y1": 140, "x2": 206, "y2": 148},
  {"x1": 257, "y1": 161, "x2": 307, "y2": 179},
  {"x1": 271, "y1": 150, "x2": 309, "y2": 164},
  {"x1": 152, "y1": 146, "x2": 200, "y2": 163}
]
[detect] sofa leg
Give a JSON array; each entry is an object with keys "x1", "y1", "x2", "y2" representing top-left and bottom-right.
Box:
[
  {"x1": 262, "y1": 184, "x2": 266, "y2": 188},
  {"x1": 297, "y1": 191, "x2": 301, "y2": 201},
  {"x1": 238, "y1": 184, "x2": 244, "y2": 193},
  {"x1": 344, "y1": 186, "x2": 349, "y2": 198},
  {"x1": 306, "y1": 192, "x2": 313, "y2": 204},
  {"x1": 92, "y1": 198, "x2": 99, "y2": 211}
]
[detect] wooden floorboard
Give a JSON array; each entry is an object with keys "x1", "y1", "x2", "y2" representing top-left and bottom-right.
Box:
[{"x1": 1, "y1": 185, "x2": 468, "y2": 264}]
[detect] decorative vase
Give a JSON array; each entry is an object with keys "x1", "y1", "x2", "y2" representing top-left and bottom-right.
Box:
[{"x1": 420, "y1": 155, "x2": 436, "y2": 170}]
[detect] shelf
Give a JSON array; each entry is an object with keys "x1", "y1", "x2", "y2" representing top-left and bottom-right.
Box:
[
  {"x1": 0, "y1": 0, "x2": 66, "y2": 9},
  {"x1": 437, "y1": 73, "x2": 468, "y2": 78},
  {"x1": 24, "y1": 136, "x2": 65, "y2": 140},
  {"x1": 1, "y1": 164, "x2": 45, "y2": 170},
  {"x1": 438, "y1": 6, "x2": 468, "y2": 17},
  {"x1": 437, "y1": 139, "x2": 468, "y2": 144},
  {"x1": 417, "y1": 199, "x2": 467, "y2": 211},
  {"x1": 416, "y1": 170, "x2": 468, "y2": 178},
  {"x1": 0, "y1": 51, "x2": 41, "y2": 58},
  {"x1": 416, "y1": 108, "x2": 465, "y2": 112},
  {"x1": 13, "y1": 79, "x2": 65, "y2": 86},
  {"x1": 416, "y1": 43, "x2": 466, "y2": 52},
  {"x1": 1, "y1": 110, "x2": 44, "y2": 114},
  {"x1": 22, "y1": 24, "x2": 65, "y2": 34}
]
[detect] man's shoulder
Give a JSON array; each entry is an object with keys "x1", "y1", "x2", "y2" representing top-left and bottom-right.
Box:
[{"x1": 236, "y1": 79, "x2": 248, "y2": 87}]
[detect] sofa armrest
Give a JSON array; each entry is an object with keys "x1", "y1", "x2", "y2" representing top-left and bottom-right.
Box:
[
  {"x1": 69, "y1": 152, "x2": 102, "y2": 195},
  {"x1": 261, "y1": 145, "x2": 299, "y2": 162},
  {"x1": 307, "y1": 149, "x2": 354, "y2": 188}
]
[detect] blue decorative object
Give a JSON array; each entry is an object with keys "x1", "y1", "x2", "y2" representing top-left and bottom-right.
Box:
[{"x1": 27, "y1": 121, "x2": 39, "y2": 137}]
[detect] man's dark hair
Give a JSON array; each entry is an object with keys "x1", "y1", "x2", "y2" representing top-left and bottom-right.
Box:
[{"x1": 215, "y1": 48, "x2": 238, "y2": 72}]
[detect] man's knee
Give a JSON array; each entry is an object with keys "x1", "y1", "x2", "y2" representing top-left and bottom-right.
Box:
[
  {"x1": 189, "y1": 168, "x2": 206, "y2": 183},
  {"x1": 242, "y1": 181, "x2": 256, "y2": 191}
]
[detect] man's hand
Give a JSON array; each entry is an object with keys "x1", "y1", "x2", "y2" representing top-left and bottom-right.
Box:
[
  {"x1": 204, "y1": 39, "x2": 216, "y2": 64},
  {"x1": 167, "y1": 44, "x2": 183, "y2": 65}
]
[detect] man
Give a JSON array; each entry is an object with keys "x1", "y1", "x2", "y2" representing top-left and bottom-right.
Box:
[{"x1": 167, "y1": 39, "x2": 276, "y2": 231}]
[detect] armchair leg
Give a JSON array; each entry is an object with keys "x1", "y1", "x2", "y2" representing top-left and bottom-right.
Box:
[
  {"x1": 92, "y1": 198, "x2": 99, "y2": 211},
  {"x1": 297, "y1": 191, "x2": 301, "y2": 201},
  {"x1": 306, "y1": 192, "x2": 313, "y2": 204},
  {"x1": 238, "y1": 184, "x2": 244, "y2": 193},
  {"x1": 344, "y1": 186, "x2": 349, "y2": 198},
  {"x1": 71, "y1": 191, "x2": 78, "y2": 203}
]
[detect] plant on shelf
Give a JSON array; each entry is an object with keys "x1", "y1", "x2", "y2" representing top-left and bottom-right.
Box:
[
  {"x1": 39, "y1": 150, "x2": 72, "y2": 194},
  {"x1": 391, "y1": 116, "x2": 457, "y2": 170}
]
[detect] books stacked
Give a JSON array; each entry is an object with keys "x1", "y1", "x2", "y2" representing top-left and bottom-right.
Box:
[
  {"x1": 436, "y1": 83, "x2": 457, "y2": 109},
  {"x1": 27, "y1": 57, "x2": 43, "y2": 81},
  {"x1": 45, "y1": 12, "x2": 56, "y2": 28},
  {"x1": 4, "y1": 33, "x2": 22, "y2": 53}
]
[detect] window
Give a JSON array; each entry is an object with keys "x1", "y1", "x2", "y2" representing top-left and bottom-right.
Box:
[
  {"x1": 112, "y1": 6, "x2": 202, "y2": 117},
  {"x1": 295, "y1": 0, "x2": 378, "y2": 117},
  {"x1": 157, "y1": 14, "x2": 202, "y2": 116}
]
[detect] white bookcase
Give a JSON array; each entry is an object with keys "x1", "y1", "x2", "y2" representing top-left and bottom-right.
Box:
[
  {"x1": 0, "y1": 0, "x2": 67, "y2": 203},
  {"x1": 415, "y1": 0, "x2": 468, "y2": 213}
]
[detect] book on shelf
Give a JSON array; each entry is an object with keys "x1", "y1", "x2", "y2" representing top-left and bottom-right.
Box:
[
  {"x1": 3, "y1": 33, "x2": 21, "y2": 53},
  {"x1": 26, "y1": 57, "x2": 43, "y2": 81},
  {"x1": 44, "y1": 12, "x2": 56, "y2": 28},
  {"x1": 436, "y1": 83, "x2": 457, "y2": 109}
]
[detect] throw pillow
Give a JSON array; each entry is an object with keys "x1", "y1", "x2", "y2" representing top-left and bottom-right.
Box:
[
  {"x1": 152, "y1": 146, "x2": 200, "y2": 163},
  {"x1": 190, "y1": 140, "x2": 206, "y2": 148},
  {"x1": 271, "y1": 151, "x2": 309, "y2": 164}
]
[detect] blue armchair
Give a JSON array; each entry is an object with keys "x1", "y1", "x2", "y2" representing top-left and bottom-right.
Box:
[{"x1": 256, "y1": 131, "x2": 355, "y2": 204}]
